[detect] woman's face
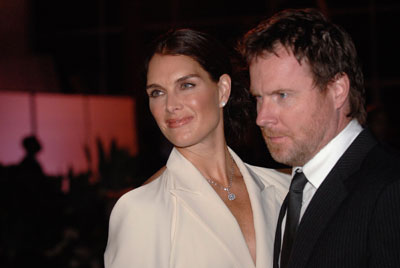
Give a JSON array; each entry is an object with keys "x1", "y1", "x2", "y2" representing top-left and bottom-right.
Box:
[{"x1": 146, "y1": 54, "x2": 230, "y2": 148}]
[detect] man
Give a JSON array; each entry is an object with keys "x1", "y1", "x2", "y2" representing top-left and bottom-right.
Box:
[{"x1": 239, "y1": 8, "x2": 400, "y2": 268}]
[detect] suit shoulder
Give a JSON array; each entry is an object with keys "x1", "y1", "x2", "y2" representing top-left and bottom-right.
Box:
[
  {"x1": 363, "y1": 143, "x2": 400, "y2": 180},
  {"x1": 347, "y1": 143, "x2": 400, "y2": 200}
]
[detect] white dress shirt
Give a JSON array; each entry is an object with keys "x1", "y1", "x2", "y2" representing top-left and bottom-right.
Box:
[
  {"x1": 295, "y1": 119, "x2": 363, "y2": 219},
  {"x1": 281, "y1": 119, "x2": 363, "y2": 243}
]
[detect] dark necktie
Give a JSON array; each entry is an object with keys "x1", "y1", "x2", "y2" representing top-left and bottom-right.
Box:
[{"x1": 280, "y1": 170, "x2": 308, "y2": 268}]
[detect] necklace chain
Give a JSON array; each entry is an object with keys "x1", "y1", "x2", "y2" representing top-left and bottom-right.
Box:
[{"x1": 206, "y1": 154, "x2": 236, "y2": 201}]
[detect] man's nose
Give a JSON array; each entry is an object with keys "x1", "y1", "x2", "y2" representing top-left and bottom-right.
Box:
[{"x1": 256, "y1": 98, "x2": 278, "y2": 127}]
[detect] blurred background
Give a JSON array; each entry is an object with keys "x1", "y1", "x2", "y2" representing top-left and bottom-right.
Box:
[{"x1": 0, "y1": 0, "x2": 399, "y2": 267}]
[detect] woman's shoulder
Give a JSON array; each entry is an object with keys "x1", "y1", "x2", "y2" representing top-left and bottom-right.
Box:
[
  {"x1": 105, "y1": 168, "x2": 174, "y2": 266},
  {"x1": 110, "y1": 168, "x2": 172, "y2": 217},
  {"x1": 244, "y1": 163, "x2": 291, "y2": 189},
  {"x1": 142, "y1": 165, "x2": 167, "y2": 185}
]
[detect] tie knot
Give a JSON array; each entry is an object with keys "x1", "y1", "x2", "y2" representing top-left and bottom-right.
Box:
[{"x1": 290, "y1": 171, "x2": 308, "y2": 193}]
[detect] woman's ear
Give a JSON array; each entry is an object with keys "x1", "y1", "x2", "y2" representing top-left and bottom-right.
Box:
[{"x1": 218, "y1": 74, "x2": 231, "y2": 107}]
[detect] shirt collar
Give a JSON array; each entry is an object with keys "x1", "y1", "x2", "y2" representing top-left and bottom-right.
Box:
[{"x1": 293, "y1": 119, "x2": 363, "y2": 189}]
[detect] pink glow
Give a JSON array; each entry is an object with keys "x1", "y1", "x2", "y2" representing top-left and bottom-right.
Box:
[
  {"x1": 0, "y1": 91, "x2": 137, "y2": 176},
  {"x1": 36, "y1": 93, "x2": 88, "y2": 175},
  {"x1": 0, "y1": 92, "x2": 31, "y2": 165}
]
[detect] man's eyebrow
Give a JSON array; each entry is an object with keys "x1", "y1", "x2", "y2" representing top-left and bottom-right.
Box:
[
  {"x1": 249, "y1": 88, "x2": 258, "y2": 96},
  {"x1": 250, "y1": 87, "x2": 295, "y2": 96}
]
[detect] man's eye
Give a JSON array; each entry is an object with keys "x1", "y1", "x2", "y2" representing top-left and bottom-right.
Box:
[
  {"x1": 279, "y1": 92, "x2": 288, "y2": 98},
  {"x1": 148, "y1": 89, "x2": 164, "y2": 98},
  {"x1": 253, "y1": 95, "x2": 262, "y2": 102}
]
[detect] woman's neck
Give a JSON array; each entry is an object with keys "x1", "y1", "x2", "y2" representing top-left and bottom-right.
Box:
[{"x1": 176, "y1": 141, "x2": 233, "y2": 187}]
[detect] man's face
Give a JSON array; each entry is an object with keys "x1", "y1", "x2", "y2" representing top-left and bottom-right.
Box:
[{"x1": 249, "y1": 46, "x2": 340, "y2": 166}]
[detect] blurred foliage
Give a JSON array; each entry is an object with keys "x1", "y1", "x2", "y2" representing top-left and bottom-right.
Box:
[{"x1": 0, "y1": 137, "x2": 144, "y2": 268}]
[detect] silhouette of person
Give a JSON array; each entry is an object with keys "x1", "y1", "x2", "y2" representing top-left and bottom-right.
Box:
[
  {"x1": 3, "y1": 135, "x2": 60, "y2": 266},
  {"x1": 19, "y1": 135, "x2": 45, "y2": 181}
]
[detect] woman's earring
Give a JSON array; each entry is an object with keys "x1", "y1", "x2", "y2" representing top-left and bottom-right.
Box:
[{"x1": 220, "y1": 101, "x2": 226, "y2": 107}]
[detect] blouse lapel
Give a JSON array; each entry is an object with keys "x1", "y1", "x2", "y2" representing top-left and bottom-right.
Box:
[
  {"x1": 244, "y1": 170, "x2": 278, "y2": 267},
  {"x1": 230, "y1": 148, "x2": 289, "y2": 268},
  {"x1": 167, "y1": 148, "x2": 255, "y2": 268},
  {"x1": 236, "y1": 162, "x2": 285, "y2": 267}
]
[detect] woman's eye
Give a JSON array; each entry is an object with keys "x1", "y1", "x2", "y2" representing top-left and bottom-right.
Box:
[
  {"x1": 148, "y1": 89, "x2": 164, "y2": 98},
  {"x1": 181, "y1": 83, "x2": 195, "y2": 89}
]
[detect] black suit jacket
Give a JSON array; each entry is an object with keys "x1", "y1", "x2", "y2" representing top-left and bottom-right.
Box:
[{"x1": 274, "y1": 129, "x2": 400, "y2": 268}]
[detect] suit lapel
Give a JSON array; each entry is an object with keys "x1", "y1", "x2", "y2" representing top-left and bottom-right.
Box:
[
  {"x1": 167, "y1": 148, "x2": 255, "y2": 268},
  {"x1": 288, "y1": 129, "x2": 377, "y2": 268}
]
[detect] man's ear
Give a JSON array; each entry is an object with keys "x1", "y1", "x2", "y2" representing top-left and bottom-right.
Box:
[
  {"x1": 329, "y1": 73, "x2": 350, "y2": 109},
  {"x1": 218, "y1": 74, "x2": 231, "y2": 107}
]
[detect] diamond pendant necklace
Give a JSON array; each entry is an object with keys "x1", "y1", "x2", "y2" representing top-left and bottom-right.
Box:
[{"x1": 206, "y1": 154, "x2": 236, "y2": 201}]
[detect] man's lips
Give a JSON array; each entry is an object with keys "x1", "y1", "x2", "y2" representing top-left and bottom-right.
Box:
[
  {"x1": 267, "y1": 136, "x2": 286, "y2": 143},
  {"x1": 262, "y1": 131, "x2": 288, "y2": 143},
  {"x1": 166, "y1": 116, "x2": 193, "y2": 128}
]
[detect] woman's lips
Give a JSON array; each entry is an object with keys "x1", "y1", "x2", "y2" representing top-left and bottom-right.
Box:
[{"x1": 166, "y1": 116, "x2": 193, "y2": 128}]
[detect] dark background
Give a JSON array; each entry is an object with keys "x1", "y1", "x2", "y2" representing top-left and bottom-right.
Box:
[
  {"x1": 1, "y1": 0, "x2": 400, "y2": 267},
  {"x1": 31, "y1": 0, "x2": 400, "y2": 169}
]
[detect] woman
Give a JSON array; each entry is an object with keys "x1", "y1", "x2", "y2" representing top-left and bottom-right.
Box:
[{"x1": 104, "y1": 29, "x2": 290, "y2": 268}]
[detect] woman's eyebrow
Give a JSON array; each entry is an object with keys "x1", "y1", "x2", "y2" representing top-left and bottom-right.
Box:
[{"x1": 176, "y1": 74, "x2": 200, "y2": 83}]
